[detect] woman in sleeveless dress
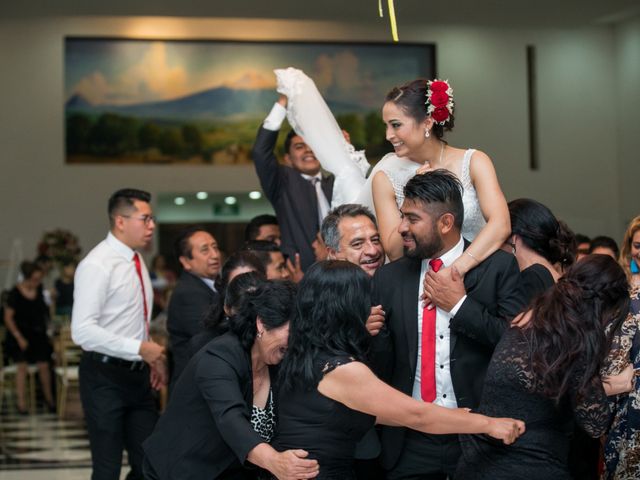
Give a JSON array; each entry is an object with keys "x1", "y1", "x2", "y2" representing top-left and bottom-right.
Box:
[
  {"x1": 270, "y1": 260, "x2": 525, "y2": 480},
  {"x1": 275, "y1": 69, "x2": 509, "y2": 275}
]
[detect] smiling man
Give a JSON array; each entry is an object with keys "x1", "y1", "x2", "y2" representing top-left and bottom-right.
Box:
[
  {"x1": 322, "y1": 204, "x2": 385, "y2": 277},
  {"x1": 167, "y1": 227, "x2": 221, "y2": 389},
  {"x1": 251, "y1": 94, "x2": 334, "y2": 272}
]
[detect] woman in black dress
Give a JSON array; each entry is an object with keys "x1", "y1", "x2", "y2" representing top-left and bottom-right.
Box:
[
  {"x1": 271, "y1": 260, "x2": 525, "y2": 479},
  {"x1": 3, "y1": 261, "x2": 54, "y2": 413},
  {"x1": 455, "y1": 254, "x2": 630, "y2": 479}
]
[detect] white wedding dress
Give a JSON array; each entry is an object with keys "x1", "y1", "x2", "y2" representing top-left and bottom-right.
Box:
[{"x1": 275, "y1": 68, "x2": 485, "y2": 241}]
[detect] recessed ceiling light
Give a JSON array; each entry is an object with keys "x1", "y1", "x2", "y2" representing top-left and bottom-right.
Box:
[
  {"x1": 196, "y1": 192, "x2": 208, "y2": 200},
  {"x1": 174, "y1": 197, "x2": 186, "y2": 206},
  {"x1": 224, "y1": 196, "x2": 237, "y2": 205},
  {"x1": 248, "y1": 191, "x2": 262, "y2": 200}
]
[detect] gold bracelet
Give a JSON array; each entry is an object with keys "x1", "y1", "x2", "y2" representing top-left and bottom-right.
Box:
[{"x1": 465, "y1": 251, "x2": 479, "y2": 263}]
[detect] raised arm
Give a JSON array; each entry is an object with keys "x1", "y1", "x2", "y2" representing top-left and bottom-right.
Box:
[
  {"x1": 452, "y1": 151, "x2": 510, "y2": 276},
  {"x1": 318, "y1": 361, "x2": 524, "y2": 444},
  {"x1": 372, "y1": 170, "x2": 404, "y2": 261}
]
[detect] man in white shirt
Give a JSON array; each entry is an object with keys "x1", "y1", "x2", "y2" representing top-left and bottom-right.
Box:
[
  {"x1": 369, "y1": 171, "x2": 523, "y2": 479},
  {"x1": 72, "y1": 188, "x2": 166, "y2": 480},
  {"x1": 251, "y1": 94, "x2": 334, "y2": 271}
]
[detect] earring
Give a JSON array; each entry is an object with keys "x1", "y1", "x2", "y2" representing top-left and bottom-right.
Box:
[
  {"x1": 257, "y1": 331, "x2": 263, "y2": 339},
  {"x1": 424, "y1": 128, "x2": 430, "y2": 139}
]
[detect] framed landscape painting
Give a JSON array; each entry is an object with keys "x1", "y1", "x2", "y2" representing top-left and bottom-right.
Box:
[{"x1": 64, "y1": 38, "x2": 435, "y2": 165}]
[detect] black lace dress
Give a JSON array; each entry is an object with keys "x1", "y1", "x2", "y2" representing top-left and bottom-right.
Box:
[
  {"x1": 270, "y1": 354, "x2": 375, "y2": 479},
  {"x1": 455, "y1": 327, "x2": 612, "y2": 480}
]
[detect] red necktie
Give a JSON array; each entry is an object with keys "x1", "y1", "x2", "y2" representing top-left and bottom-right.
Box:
[
  {"x1": 133, "y1": 253, "x2": 149, "y2": 339},
  {"x1": 421, "y1": 258, "x2": 443, "y2": 402}
]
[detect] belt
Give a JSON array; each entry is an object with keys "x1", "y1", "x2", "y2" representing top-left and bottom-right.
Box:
[{"x1": 85, "y1": 351, "x2": 146, "y2": 371}]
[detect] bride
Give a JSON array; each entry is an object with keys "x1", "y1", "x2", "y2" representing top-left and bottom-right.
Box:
[{"x1": 275, "y1": 68, "x2": 510, "y2": 275}]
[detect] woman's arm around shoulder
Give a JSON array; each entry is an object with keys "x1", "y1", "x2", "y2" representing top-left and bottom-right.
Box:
[
  {"x1": 372, "y1": 170, "x2": 404, "y2": 261},
  {"x1": 452, "y1": 150, "x2": 510, "y2": 276},
  {"x1": 318, "y1": 360, "x2": 524, "y2": 444}
]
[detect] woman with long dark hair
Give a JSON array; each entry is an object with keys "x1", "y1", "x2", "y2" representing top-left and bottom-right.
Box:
[
  {"x1": 455, "y1": 254, "x2": 630, "y2": 479},
  {"x1": 270, "y1": 260, "x2": 525, "y2": 479}
]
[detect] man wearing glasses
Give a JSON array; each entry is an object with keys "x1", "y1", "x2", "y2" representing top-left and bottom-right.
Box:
[{"x1": 72, "y1": 188, "x2": 166, "y2": 480}]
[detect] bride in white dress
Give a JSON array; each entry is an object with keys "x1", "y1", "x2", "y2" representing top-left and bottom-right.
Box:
[{"x1": 275, "y1": 68, "x2": 510, "y2": 276}]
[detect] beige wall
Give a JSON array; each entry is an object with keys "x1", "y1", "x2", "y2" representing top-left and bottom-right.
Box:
[{"x1": 0, "y1": 15, "x2": 638, "y2": 281}]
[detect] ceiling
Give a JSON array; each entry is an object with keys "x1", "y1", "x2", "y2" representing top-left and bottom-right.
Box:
[{"x1": 4, "y1": 0, "x2": 640, "y2": 29}]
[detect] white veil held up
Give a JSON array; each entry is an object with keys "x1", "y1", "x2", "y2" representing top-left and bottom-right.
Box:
[{"x1": 274, "y1": 67, "x2": 372, "y2": 209}]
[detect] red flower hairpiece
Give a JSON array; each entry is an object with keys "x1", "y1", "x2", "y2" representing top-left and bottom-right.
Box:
[{"x1": 425, "y1": 79, "x2": 454, "y2": 125}]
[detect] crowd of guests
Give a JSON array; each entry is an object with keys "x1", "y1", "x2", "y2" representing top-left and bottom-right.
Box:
[{"x1": 4, "y1": 74, "x2": 640, "y2": 480}]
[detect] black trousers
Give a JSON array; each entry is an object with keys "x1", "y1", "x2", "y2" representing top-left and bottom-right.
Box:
[
  {"x1": 386, "y1": 431, "x2": 461, "y2": 480},
  {"x1": 79, "y1": 354, "x2": 158, "y2": 480}
]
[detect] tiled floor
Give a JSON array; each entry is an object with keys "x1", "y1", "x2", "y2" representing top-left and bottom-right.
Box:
[{"x1": 0, "y1": 409, "x2": 129, "y2": 479}]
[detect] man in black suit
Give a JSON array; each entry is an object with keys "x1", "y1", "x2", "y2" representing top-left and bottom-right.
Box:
[
  {"x1": 370, "y1": 170, "x2": 524, "y2": 479},
  {"x1": 167, "y1": 227, "x2": 221, "y2": 389},
  {"x1": 251, "y1": 94, "x2": 334, "y2": 271}
]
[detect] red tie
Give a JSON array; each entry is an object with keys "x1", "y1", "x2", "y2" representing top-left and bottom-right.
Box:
[
  {"x1": 421, "y1": 258, "x2": 443, "y2": 402},
  {"x1": 133, "y1": 253, "x2": 149, "y2": 339}
]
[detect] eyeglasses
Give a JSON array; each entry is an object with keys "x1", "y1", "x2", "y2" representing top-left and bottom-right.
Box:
[{"x1": 121, "y1": 214, "x2": 156, "y2": 226}]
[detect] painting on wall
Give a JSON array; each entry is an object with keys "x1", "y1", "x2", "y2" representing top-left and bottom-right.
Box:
[{"x1": 64, "y1": 38, "x2": 435, "y2": 165}]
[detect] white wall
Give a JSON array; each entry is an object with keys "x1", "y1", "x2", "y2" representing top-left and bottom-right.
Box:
[
  {"x1": 0, "y1": 15, "x2": 636, "y2": 279},
  {"x1": 614, "y1": 16, "x2": 640, "y2": 229}
]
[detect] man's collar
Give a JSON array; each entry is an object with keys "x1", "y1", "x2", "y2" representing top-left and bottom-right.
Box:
[{"x1": 106, "y1": 232, "x2": 135, "y2": 260}]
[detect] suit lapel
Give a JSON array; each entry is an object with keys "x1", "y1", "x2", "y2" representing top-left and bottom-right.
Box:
[
  {"x1": 402, "y1": 260, "x2": 422, "y2": 373},
  {"x1": 451, "y1": 239, "x2": 473, "y2": 354}
]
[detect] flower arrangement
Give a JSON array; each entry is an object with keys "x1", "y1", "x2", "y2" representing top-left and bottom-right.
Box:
[
  {"x1": 37, "y1": 229, "x2": 81, "y2": 264},
  {"x1": 426, "y1": 80, "x2": 454, "y2": 125}
]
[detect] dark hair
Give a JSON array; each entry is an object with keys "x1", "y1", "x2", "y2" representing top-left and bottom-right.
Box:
[
  {"x1": 279, "y1": 260, "x2": 371, "y2": 391},
  {"x1": 403, "y1": 169, "x2": 464, "y2": 229},
  {"x1": 173, "y1": 226, "x2": 211, "y2": 260},
  {"x1": 385, "y1": 79, "x2": 455, "y2": 140},
  {"x1": 508, "y1": 198, "x2": 576, "y2": 268},
  {"x1": 245, "y1": 214, "x2": 279, "y2": 242},
  {"x1": 229, "y1": 280, "x2": 296, "y2": 351},
  {"x1": 527, "y1": 254, "x2": 629, "y2": 403},
  {"x1": 321, "y1": 204, "x2": 378, "y2": 251},
  {"x1": 108, "y1": 188, "x2": 151, "y2": 227},
  {"x1": 20, "y1": 261, "x2": 42, "y2": 280},
  {"x1": 203, "y1": 271, "x2": 267, "y2": 334},
  {"x1": 589, "y1": 236, "x2": 620, "y2": 258},
  {"x1": 283, "y1": 129, "x2": 298, "y2": 155},
  {"x1": 242, "y1": 240, "x2": 281, "y2": 269},
  {"x1": 575, "y1": 234, "x2": 591, "y2": 245}
]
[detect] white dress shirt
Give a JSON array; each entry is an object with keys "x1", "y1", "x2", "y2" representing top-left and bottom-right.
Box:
[
  {"x1": 200, "y1": 277, "x2": 217, "y2": 292},
  {"x1": 412, "y1": 236, "x2": 467, "y2": 408},
  {"x1": 263, "y1": 102, "x2": 287, "y2": 131},
  {"x1": 71, "y1": 232, "x2": 153, "y2": 361}
]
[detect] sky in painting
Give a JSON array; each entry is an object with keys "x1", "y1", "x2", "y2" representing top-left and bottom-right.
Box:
[{"x1": 65, "y1": 39, "x2": 433, "y2": 109}]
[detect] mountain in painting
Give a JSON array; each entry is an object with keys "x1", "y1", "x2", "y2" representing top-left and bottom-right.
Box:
[{"x1": 65, "y1": 86, "x2": 367, "y2": 121}]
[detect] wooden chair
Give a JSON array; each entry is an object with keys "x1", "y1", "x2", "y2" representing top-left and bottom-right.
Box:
[{"x1": 54, "y1": 325, "x2": 81, "y2": 418}]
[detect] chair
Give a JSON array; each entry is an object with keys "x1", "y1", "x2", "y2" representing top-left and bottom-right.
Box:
[{"x1": 54, "y1": 325, "x2": 81, "y2": 419}]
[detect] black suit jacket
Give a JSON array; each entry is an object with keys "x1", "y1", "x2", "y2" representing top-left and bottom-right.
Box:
[
  {"x1": 251, "y1": 126, "x2": 334, "y2": 271},
  {"x1": 143, "y1": 333, "x2": 266, "y2": 480},
  {"x1": 370, "y1": 242, "x2": 524, "y2": 469},
  {"x1": 167, "y1": 271, "x2": 219, "y2": 386}
]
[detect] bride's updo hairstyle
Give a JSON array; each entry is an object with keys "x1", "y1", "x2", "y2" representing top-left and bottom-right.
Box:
[{"x1": 385, "y1": 78, "x2": 455, "y2": 140}]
